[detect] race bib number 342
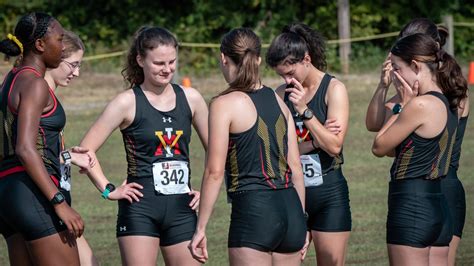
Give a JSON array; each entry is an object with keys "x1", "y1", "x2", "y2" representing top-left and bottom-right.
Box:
[{"x1": 152, "y1": 161, "x2": 190, "y2": 194}]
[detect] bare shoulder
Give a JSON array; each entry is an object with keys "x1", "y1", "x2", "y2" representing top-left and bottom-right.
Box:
[
  {"x1": 326, "y1": 77, "x2": 348, "y2": 106},
  {"x1": 109, "y1": 89, "x2": 136, "y2": 111},
  {"x1": 273, "y1": 89, "x2": 290, "y2": 118},
  {"x1": 274, "y1": 83, "x2": 287, "y2": 99},
  {"x1": 327, "y1": 78, "x2": 347, "y2": 95},
  {"x1": 404, "y1": 95, "x2": 437, "y2": 114},
  {"x1": 181, "y1": 86, "x2": 205, "y2": 103},
  {"x1": 210, "y1": 91, "x2": 249, "y2": 111}
]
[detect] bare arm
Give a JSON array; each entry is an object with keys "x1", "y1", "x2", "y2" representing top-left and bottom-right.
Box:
[
  {"x1": 285, "y1": 112, "x2": 305, "y2": 208},
  {"x1": 80, "y1": 91, "x2": 143, "y2": 202},
  {"x1": 189, "y1": 97, "x2": 231, "y2": 263},
  {"x1": 366, "y1": 54, "x2": 392, "y2": 131},
  {"x1": 15, "y1": 75, "x2": 83, "y2": 237},
  {"x1": 185, "y1": 87, "x2": 209, "y2": 150},
  {"x1": 288, "y1": 79, "x2": 349, "y2": 157}
]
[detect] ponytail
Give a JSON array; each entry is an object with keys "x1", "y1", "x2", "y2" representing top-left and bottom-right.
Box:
[
  {"x1": 218, "y1": 28, "x2": 261, "y2": 97},
  {"x1": 436, "y1": 51, "x2": 468, "y2": 109}
]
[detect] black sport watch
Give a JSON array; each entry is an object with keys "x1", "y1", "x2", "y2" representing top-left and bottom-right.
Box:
[
  {"x1": 61, "y1": 150, "x2": 72, "y2": 166},
  {"x1": 50, "y1": 191, "x2": 66, "y2": 205},
  {"x1": 301, "y1": 108, "x2": 314, "y2": 120}
]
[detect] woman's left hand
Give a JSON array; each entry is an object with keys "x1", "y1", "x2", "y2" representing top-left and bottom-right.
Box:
[
  {"x1": 285, "y1": 78, "x2": 308, "y2": 116},
  {"x1": 188, "y1": 190, "x2": 200, "y2": 210},
  {"x1": 392, "y1": 71, "x2": 419, "y2": 106}
]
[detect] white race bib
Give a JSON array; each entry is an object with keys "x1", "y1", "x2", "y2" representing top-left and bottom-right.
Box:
[
  {"x1": 59, "y1": 163, "x2": 72, "y2": 191},
  {"x1": 301, "y1": 154, "x2": 323, "y2": 187},
  {"x1": 152, "y1": 160, "x2": 190, "y2": 194}
]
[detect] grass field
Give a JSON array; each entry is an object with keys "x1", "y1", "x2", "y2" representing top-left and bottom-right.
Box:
[{"x1": 0, "y1": 69, "x2": 472, "y2": 265}]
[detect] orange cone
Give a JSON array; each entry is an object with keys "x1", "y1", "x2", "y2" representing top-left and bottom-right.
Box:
[
  {"x1": 469, "y1": 62, "x2": 474, "y2": 85},
  {"x1": 182, "y1": 77, "x2": 191, "y2": 87}
]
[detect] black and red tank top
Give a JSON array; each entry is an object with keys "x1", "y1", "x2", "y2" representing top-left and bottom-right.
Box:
[
  {"x1": 121, "y1": 84, "x2": 192, "y2": 178},
  {"x1": 225, "y1": 86, "x2": 293, "y2": 193},
  {"x1": 283, "y1": 73, "x2": 344, "y2": 174},
  {"x1": 449, "y1": 115, "x2": 468, "y2": 171},
  {"x1": 390, "y1": 91, "x2": 458, "y2": 180},
  {"x1": 0, "y1": 67, "x2": 65, "y2": 185}
]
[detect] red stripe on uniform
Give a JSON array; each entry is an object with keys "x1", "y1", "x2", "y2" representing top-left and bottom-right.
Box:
[
  {"x1": 0, "y1": 166, "x2": 60, "y2": 187},
  {"x1": 259, "y1": 146, "x2": 277, "y2": 189},
  {"x1": 0, "y1": 166, "x2": 25, "y2": 178}
]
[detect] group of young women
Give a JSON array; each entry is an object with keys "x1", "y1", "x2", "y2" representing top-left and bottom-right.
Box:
[{"x1": 0, "y1": 12, "x2": 468, "y2": 266}]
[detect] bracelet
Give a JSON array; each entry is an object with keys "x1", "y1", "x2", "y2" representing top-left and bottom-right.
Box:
[
  {"x1": 101, "y1": 188, "x2": 111, "y2": 199},
  {"x1": 101, "y1": 183, "x2": 116, "y2": 199}
]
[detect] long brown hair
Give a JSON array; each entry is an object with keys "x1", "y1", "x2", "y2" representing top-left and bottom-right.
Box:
[
  {"x1": 122, "y1": 26, "x2": 178, "y2": 89},
  {"x1": 218, "y1": 28, "x2": 261, "y2": 96},
  {"x1": 391, "y1": 33, "x2": 467, "y2": 109},
  {"x1": 62, "y1": 30, "x2": 85, "y2": 58}
]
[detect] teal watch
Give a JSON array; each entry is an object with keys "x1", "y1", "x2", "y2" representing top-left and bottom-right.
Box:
[
  {"x1": 101, "y1": 183, "x2": 116, "y2": 199},
  {"x1": 392, "y1": 103, "x2": 403, "y2": 114}
]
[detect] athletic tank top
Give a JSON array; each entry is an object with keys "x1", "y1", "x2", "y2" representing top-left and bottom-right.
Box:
[
  {"x1": 449, "y1": 116, "x2": 468, "y2": 171},
  {"x1": 390, "y1": 91, "x2": 458, "y2": 180},
  {"x1": 225, "y1": 87, "x2": 293, "y2": 193},
  {"x1": 283, "y1": 73, "x2": 344, "y2": 175},
  {"x1": 0, "y1": 67, "x2": 65, "y2": 184},
  {"x1": 121, "y1": 84, "x2": 192, "y2": 179}
]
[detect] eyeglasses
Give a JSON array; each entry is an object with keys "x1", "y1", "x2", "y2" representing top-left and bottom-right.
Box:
[{"x1": 62, "y1": 60, "x2": 81, "y2": 71}]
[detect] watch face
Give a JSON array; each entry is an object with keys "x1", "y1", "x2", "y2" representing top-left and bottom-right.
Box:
[
  {"x1": 62, "y1": 151, "x2": 71, "y2": 160},
  {"x1": 393, "y1": 104, "x2": 402, "y2": 114},
  {"x1": 106, "y1": 183, "x2": 116, "y2": 192},
  {"x1": 304, "y1": 109, "x2": 313, "y2": 119},
  {"x1": 52, "y1": 192, "x2": 65, "y2": 204},
  {"x1": 57, "y1": 193, "x2": 65, "y2": 202}
]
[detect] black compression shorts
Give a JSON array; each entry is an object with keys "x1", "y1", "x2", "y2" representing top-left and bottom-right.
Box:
[
  {"x1": 0, "y1": 172, "x2": 69, "y2": 241},
  {"x1": 228, "y1": 187, "x2": 307, "y2": 253},
  {"x1": 116, "y1": 177, "x2": 196, "y2": 246}
]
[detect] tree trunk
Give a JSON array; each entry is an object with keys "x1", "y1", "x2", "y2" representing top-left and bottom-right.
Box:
[{"x1": 338, "y1": 0, "x2": 350, "y2": 74}]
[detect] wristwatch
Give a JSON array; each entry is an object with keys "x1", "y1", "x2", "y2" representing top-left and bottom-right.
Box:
[
  {"x1": 300, "y1": 108, "x2": 314, "y2": 120},
  {"x1": 50, "y1": 191, "x2": 66, "y2": 205},
  {"x1": 61, "y1": 150, "x2": 72, "y2": 166},
  {"x1": 101, "y1": 183, "x2": 116, "y2": 199},
  {"x1": 392, "y1": 103, "x2": 403, "y2": 114}
]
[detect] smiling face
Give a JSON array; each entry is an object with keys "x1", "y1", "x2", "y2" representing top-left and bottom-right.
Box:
[
  {"x1": 137, "y1": 45, "x2": 177, "y2": 87},
  {"x1": 49, "y1": 49, "x2": 84, "y2": 87}
]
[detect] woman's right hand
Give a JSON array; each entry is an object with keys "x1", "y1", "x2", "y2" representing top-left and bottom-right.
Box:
[
  {"x1": 107, "y1": 180, "x2": 144, "y2": 203},
  {"x1": 189, "y1": 229, "x2": 208, "y2": 263},
  {"x1": 54, "y1": 202, "x2": 84, "y2": 238}
]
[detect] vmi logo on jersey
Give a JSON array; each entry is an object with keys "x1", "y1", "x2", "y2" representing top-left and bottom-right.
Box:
[
  {"x1": 295, "y1": 121, "x2": 311, "y2": 143},
  {"x1": 155, "y1": 127, "x2": 183, "y2": 157}
]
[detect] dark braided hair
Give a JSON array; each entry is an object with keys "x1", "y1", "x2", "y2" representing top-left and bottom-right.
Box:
[{"x1": 0, "y1": 12, "x2": 54, "y2": 57}]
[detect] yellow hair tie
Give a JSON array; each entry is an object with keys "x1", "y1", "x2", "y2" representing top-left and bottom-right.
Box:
[{"x1": 7, "y1": 33, "x2": 23, "y2": 54}]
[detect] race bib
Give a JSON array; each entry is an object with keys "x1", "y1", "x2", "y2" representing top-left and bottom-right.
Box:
[
  {"x1": 59, "y1": 163, "x2": 72, "y2": 191},
  {"x1": 301, "y1": 154, "x2": 323, "y2": 187},
  {"x1": 152, "y1": 160, "x2": 190, "y2": 194}
]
